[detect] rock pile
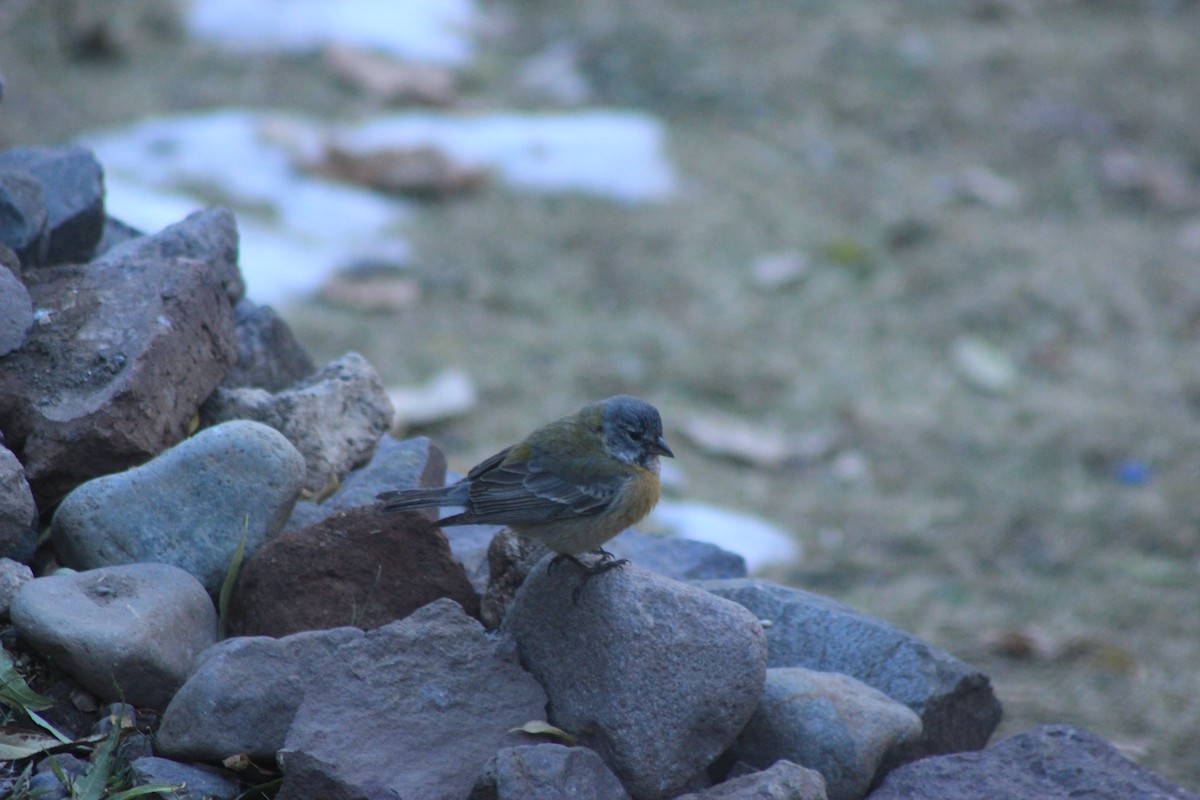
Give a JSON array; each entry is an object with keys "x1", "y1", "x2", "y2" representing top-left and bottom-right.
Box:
[{"x1": 0, "y1": 143, "x2": 1194, "y2": 800}]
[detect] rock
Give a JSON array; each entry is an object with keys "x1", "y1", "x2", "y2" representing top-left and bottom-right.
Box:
[
  {"x1": 10, "y1": 563, "x2": 217, "y2": 708},
  {"x1": 0, "y1": 145, "x2": 105, "y2": 265},
  {"x1": 91, "y1": 207, "x2": 244, "y2": 303},
  {"x1": 92, "y1": 215, "x2": 143, "y2": 256},
  {"x1": 479, "y1": 528, "x2": 547, "y2": 629},
  {"x1": 0, "y1": 255, "x2": 236, "y2": 510},
  {"x1": 0, "y1": 256, "x2": 32, "y2": 355},
  {"x1": 0, "y1": 443, "x2": 37, "y2": 562},
  {"x1": 733, "y1": 668, "x2": 922, "y2": 800},
  {"x1": 129, "y1": 757, "x2": 240, "y2": 800},
  {"x1": 201, "y1": 352, "x2": 394, "y2": 494},
  {"x1": 51, "y1": 420, "x2": 305, "y2": 594},
  {"x1": 869, "y1": 724, "x2": 1198, "y2": 800},
  {"x1": 227, "y1": 504, "x2": 480, "y2": 637},
  {"x1": 503, "y1": 560, "x2": 768, "y2": 800},
  {"x1": 469, "y1": 744, "x2": 631, "y2": 800},
  {"x1": 222, "y1": 299, "x2": 316, "y2": 392},
  {"x1": 698, "y1": 579, "x2": 1001, "y2": 764},
  {"x1": 0, "y1": 170, "x2": 47, "y2": 266},
  {"x1": 607, "y1": 530, "x2": 747, "y2": 581},
  {"x1": 158, "y1": 625, "x2": 362, "y2": 762},
  {"x1": 284, "y1": 434, "x2": 445, "y2": 531},
  {"x1": 276, "y1": 599, "x2": 547, "y2": 800},
  {"x1": 0, "y1": 557, "x2": 33, "y2": 620},
  {"x1": 675, "y1": 761, "x2": 828, "y2": 800}
]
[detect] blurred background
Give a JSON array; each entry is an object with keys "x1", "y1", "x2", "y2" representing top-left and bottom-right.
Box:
[{"x1": 2, "y1": 0, "x2": 1198, "y2": 789}]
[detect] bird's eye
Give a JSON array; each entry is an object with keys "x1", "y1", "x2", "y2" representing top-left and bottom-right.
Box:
[{"x1": 628, "y1": 430, "x2": 643, "y2": 441}]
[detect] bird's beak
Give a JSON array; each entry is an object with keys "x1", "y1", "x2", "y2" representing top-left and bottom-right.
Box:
[{"x1": 652, "y1": 436, "x2": 674, "y2": 458}]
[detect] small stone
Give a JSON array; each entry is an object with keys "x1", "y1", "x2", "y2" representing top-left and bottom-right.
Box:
[
  {"x1": 469, "y1": 744, "x2": 631, "y2": 800},
  {"x1": 733, "y1": 668, "x2": 923, "y2": 800},
  {"x1": 10, "y1": 563, "x2": 216, "y2": 708},
  {"x1": 51, "y1": 420, "x2": 306, "y2": 594},
  {"x1": 503, "y1": 561, "x2": 768, "y2": 800},
  {"x1": 222, "y1": 298, "x2": 316, "y2": 392},
  {"x1": 952, "y1": 335, "x2": 1018, "y2": 395}
]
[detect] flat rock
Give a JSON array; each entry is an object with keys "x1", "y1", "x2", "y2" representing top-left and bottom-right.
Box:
[
  {"x1": 222, "y1": 299, "x2": 316, "y2": 392},
  {"x1": 0, "y1": 255, "x2": 237, "y2": 510},
  {"x1": 92, "y1": 206, "x2": 244, "y2": 302},
  {"x1": 284, "y1": 435, "x2": 445, "y2": 531},
  {"x1": 51, "y1": 420, "x2": 305, "y2": 594},
  {"x1": 503, "y1": 560, "x2": 768, "y2": 800},
  {"x1": 676, "y1": 761, "x2": 828, "y2": 800},
  {"x1": 0, "y1": 256, "x2": 32, "y2": 356},
  {"x1": 277, "y1": 598, "x2": 547, "y2": 800},
  {"x1": 698, "y1": 579, "x2": 1001, "y2": 765},
  {"x1": 157, "y1": 625, "x2": 362, "y2": 762},
  {"x1": 0, "y1": 170, "x2": 47, "y2": 266},
  {"x1": 227, "y1": 504, "x2": 480, "y2": 637},
  {"x1": 10, "y1": 563, "x2": 216, "y2": 708},
  {"x1": 470, "y1": 744, "x2": 631, "y2": 800},
  {"x1": 0, "y1": 145, "x2": 105, "y2": 265},
  {"x1": 734, "y1": 668, "x2": 922, "y2": 800},
  {"x1": 869, "y1": 724, "x2": 1198, "y2": 800},
  {"x1": 201, "y1": 352, "x2": 394, "y2": 494},
  {"x1": 0, "y1": 443, "x2": 37, "y2": 562}
]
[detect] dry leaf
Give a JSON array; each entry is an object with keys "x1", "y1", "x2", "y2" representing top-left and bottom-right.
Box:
[
  {"x1": 314, "y1": 144, "x2": 487, "y2": 199},
  {"x1": 509, "y1": 720, "x2": 576, "y2": 746}
]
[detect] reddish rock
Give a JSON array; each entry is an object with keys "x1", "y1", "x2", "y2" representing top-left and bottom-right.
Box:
[
  {"x1": 0, "y1": 256, "x2": 236, "y2": 510},
  {"x1": 228, "y1": 504, "x2": 480, "y2": 637}
]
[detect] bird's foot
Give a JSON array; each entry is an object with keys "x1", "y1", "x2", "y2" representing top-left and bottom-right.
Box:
[{"x1": 548, "y1": 549, "x2": 629, "y2": 604}]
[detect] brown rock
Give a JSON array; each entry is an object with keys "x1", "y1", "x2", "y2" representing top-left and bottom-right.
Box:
[
  {"x1": 0, "y1": 256, "x2": 236, "y2": 510},
  {"x1": 228, "y1": 504, "x2": 480, "y2": 637}
]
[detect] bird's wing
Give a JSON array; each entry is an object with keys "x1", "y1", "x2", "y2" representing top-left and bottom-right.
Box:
[{"x1": 452, "y1": 447, "x2": 622, "y2": 526}]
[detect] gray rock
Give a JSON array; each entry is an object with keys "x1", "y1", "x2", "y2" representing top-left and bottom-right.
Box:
[
  {"x1": 201, "y1": 352, "x2": 394, "y2": 494},
  {"x1": 284, "y1": 435, "x2": 446, "y2": 531},
  {"x1": 277, "y1": 598, "x2": 547, "y2": 800},
  {"x1": 479, "y1": 528, "x2": 547, "y2": 629},
  {"x1": 10, "y1": 563, "x2": 216, "y2": 708},
  {"x1": 0, "y1": 557, "x2": 33, "y2": 620},
  {"x1": 92, "y1": 206, "x2": 244, "y2": 302},
  {"x1": 503, "y1": 560, "x2": 768, "y2": 800},
  {"x1": 93, "y1": 215, "x2": 143, "y2": 256},
  {"x1": 222, "y1": 299, "x2": 316, "y2": 392},
  {"x1": 698, "y1": 579, "x2": 1001, "y2": 764},
  {"x1": 607, "y1": 530, "x2": 747, "y2": 580},
  {"x1": 470, "y1": 744, "x2": 631, "y2": 800},
  {"x1": 130, "y1": 756, "x2": 240, "y2": 800},
  {"x1": 676, "y1": 761, "x2": 828, "y2": 800},
  {"x1": 0, "y1": 171, "x2": 47, "y2": 266},
  {"x1": 0, "y1": 145, "x2": 105, "y2": 264},
  {"x1": 0, "y1": 256, "x2": 32, "y2": 355},
  {"x1": 734, "y1": 668, "x2": 921, "y2": 800},
  {"x1": 0, "y1": 444, "x2": 37, "y2": 562},
  {"x1": 158, "y1": 625, "x2": 361, "y2": 762},
  {"x1": 51, "y1": 420, "x2": 305, "y2": 594},
  {"x1": 0, "y1": 255, "x2": 237, "y2": 510},
  {"x1": 869, "y1": 724, "x2": 1198, "y2": 800}
]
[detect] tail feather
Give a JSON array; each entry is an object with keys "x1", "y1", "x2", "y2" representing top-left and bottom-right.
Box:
[{"x1": 377, "y1": 482, "x2": 468, "y2": 512}]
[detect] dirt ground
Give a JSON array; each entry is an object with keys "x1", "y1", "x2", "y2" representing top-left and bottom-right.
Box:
[{"x1": 2, "y1": 0, "x2": 1198, "y2": 789}]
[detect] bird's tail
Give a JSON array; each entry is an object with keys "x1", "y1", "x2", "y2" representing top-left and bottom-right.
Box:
[{"x1": 376, "y1": 482, "x2": 469, "y2": 512}]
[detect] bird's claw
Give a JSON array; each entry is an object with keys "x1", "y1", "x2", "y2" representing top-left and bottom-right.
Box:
[{"x1": 548, "y1": 549, "x2": 629, "y2": 604}]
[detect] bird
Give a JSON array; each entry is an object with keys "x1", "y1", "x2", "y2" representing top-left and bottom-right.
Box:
[{"x1": 377, "y1": 395, "x2": 673, "y2": 582}]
